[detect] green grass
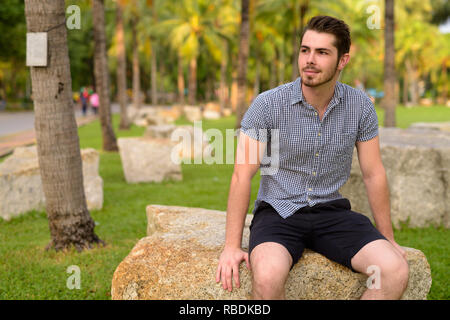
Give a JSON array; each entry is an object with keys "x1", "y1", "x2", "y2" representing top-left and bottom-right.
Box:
[{"x1": 0, "y1": 105, "x2": 449, "y2": 300}]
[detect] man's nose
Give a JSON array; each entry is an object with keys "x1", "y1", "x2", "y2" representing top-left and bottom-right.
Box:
[{"x1": 306, "y1": 52, "x2": 316, "y2": 64}]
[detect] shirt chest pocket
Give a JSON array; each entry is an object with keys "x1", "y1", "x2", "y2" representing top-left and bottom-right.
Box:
[{"x1": 324, "y1": 132, "x2": 356, "y2": 158}]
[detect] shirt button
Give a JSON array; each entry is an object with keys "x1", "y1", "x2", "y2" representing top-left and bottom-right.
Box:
[
  {"x1": 315, "y1": 153, "x2": 319, "y2": 157},
  {"x1": 318, "y1": 132, "x2": 321, "y2": 136},
  {"x1": 312, "y1": 171, "x2": 316, "y2": 176},
  {"x1": 308, "y1": 188, "x2": 312, "y2": 191}
]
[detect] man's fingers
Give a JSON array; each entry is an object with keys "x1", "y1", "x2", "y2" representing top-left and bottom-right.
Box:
[
  {"x1": 226, "y1": 266, "x2": 233, "y2": 292},
  {"x1": 244, "y1": 252, "x2": 251, "y2": 270},
  {"x1": 232, "y1": 264, "x2": 240, "y2": 289},
  {"x1": 215, "y1": 264, "x2": 221, "y2": 283},
  {"x1": 221, "y1": 266, "x2": 227, "y2": 290}
]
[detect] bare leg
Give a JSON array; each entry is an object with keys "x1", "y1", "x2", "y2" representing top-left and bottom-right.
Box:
[
  {"x1": 250, "y1": 242, "x2": 293, "y2": 300},
  {"x1": 351, "y1": 239, "x2": 409, "y2": 300}
]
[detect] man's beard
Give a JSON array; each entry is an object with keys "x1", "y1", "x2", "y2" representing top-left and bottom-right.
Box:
[{"x1": 301, "y1": 60, "x2": 339, "y2": 88}]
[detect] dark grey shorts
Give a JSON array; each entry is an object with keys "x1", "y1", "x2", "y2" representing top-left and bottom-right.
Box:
[{"x1": 248, "y1": 198, "x2": 387, "y2": 272}]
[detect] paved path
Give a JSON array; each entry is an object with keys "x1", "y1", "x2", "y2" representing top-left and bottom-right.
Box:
[{"x1": 0, "y1": 103, "x2": 120, "y2": 158}]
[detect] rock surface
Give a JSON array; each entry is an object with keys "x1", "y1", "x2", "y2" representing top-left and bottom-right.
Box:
[
  {"x1": 0, "y1": 146, "x2": 103, "y2": 220},
  {"x1": 118, "y1": 137, "x2": 183, "y2": 183},
  {"x1": 340, "y1": 127, "x2": 450, "y2": 228},
  {"x1": 409, "y1": 121, "x2": 450, "y2": 132},
  {"x1": 111, "y1": 204, "x2": 432, "y2": 300}
]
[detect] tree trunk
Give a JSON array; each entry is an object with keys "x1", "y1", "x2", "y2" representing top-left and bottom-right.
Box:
[
  {"x1": 230, "y1": 68, "x2": 238, "y2": 112},
  {"x1": 93, "y1": 0, "x2": 118, "y2": 151},
  {"x1": 383, "y1": 0, "x2": 396, "y2": 127},
  {"x1": 219, "y1": 39, "x2": 229, "y2": 114},
  {"x1": 235, "y1": 0, "x2": 251, "y2": 129},
  {"x1": 151, "y1": 42, "x2": 158, "y2": 105},
  {"x1": 151, "y1": 6, "x2": 158, "y2": 106},
  {"x1": 188, "y1": 57, "x2": 197, "y2": 105},
  {"x1": 402, "y1": 72, "x2": 409, "y2": 106},
  {"x1": 116, "y1": 2, "x2": 130, "y2": 130},
  {"x1": 24, "y1": 0, "x2": 104, "y2": 251},
  {"x1": 177, "y1": 52, "x2": 185, "y2": 105},
  {"x1": 131, "y1": 17, "x2": 141, "y2": 109}
]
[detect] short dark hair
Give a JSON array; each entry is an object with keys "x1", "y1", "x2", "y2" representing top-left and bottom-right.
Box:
[{"x1": 301, "y1": 15, "x2": 351, "y2": 59}]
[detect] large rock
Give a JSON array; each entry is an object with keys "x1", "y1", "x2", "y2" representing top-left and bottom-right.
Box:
[
  {"x1": 183, "y1": 106, "x2": 203, "y2": 122},
  {"x1": 0, "y1": 146, "x2": 103, "y2": 221},
  {"x1": 409, "y1": 121, "x2": 450, "y2": 132},
  {"x1": 340, "y1": 127, "x2": 450, "y2": 228},
  {"x1": 111, "y1": 204, "x2": 432, "y2": 300},
  {"x1": 117, "y1": 137, "x2": 182, "y2": 183},
  {"x1": 144, "y1": 125, "x2": 214, "y2": 162}
]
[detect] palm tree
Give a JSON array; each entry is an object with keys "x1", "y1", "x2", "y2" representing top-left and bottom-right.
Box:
[
  {"x1": 93, "y1": 0, "x2": 118, "y2": 151},
  {"x1": 383, "y1": 0, "x2": 396, "y2": 127},
  {"x1": 235, "y1": 0, "x2": 251, "y2": 128},
  {"x1": 257, "y1": 0, "x2": 311, "y2": 82},
  {"x1": 24, "y1": 0, "x2": 104, "y2": 251},
  {"x1": 158, "y1": 0, "x2": 235, "y2": 106},
  {"x1": 116, "y1": 0, "x2": 130, "y2": 129}
]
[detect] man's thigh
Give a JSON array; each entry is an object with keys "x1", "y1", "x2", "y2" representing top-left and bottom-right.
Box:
[
  {"x1": 350, "y1": 239, "x2": 405, "y2": 275},
  {"x1": 310, "y1": 210, "x2": 387, "y2": 272},
  {"x1": 248, "y1": 201, "x2": 310, "y2": 270}
]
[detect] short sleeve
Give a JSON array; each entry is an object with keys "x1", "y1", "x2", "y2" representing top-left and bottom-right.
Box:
[
  {"x1": 240, "y1": 94, "x2": 272, "y2": 142},
  {"x1": 357, "y1": 97, "x2": 379, "y2": 142}
]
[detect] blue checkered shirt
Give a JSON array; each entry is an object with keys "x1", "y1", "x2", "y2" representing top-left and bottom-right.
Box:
[{"x1": 240, "y1": 77, "x2": 379, "y2": 219}]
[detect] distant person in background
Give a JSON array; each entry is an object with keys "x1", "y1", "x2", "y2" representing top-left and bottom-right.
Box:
[
  {"x1": 79, "y1": 87, "x2": 90, "y2": 116},
  {"x1": 89, "y1": 92, "x2": 99, "y2": 115}
]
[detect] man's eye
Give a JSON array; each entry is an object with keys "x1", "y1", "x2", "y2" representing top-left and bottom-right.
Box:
[{"x1": 320, "y1": 51, "x2": 327, "y2": 55}]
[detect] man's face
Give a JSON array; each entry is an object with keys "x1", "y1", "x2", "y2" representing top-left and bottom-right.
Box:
[{"x1": 298, "y1": 30, "x2": 348, "y2": 88}]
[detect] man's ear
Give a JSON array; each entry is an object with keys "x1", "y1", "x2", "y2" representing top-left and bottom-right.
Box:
[{"x1": 338, "y1": 53, "x2": 350, "y2": 71}]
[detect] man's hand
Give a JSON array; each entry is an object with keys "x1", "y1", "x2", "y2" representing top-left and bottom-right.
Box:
[
  {"x1": 388, "y1": 238, "x2": 407, "y2": 260},
  {"x1": 215, "y1": 246, "x2": 251, "y2": 292}
]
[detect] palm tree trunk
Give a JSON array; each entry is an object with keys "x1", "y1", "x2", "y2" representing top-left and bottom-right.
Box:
[
  {"x1": 24, "y1": 0, "x2": 104, "y2": 251},
  {"x1": 151, "y1": 42, "x2": 158, "y2": 105},
  {"x1": 116, "y1": 2, "x2": 130, "y2": 130},
  {"x1": 219, "y1": 39, "x2": 229, "y2": 114},
  {"x1": 131, "y1": 17, "x2": 141, "y2": 109},
  {"x1": 151, "y1": 5, "x2": 158, "y2": 106},
  {"x1": 93, "y1": 0, "x2": 118, "y2": 151},
  {"x1": 188, "y1": 57, "x2": 197, "y2": 105},
  {"x1": 383, "y1": 0, "x2": 396, "y2": 127},
  {"x1": 235, "y1": 0, "x2": 251, "y2": 128},
  {"x1": 177, "y1": 52, "x2": 185, "y2": 105}
]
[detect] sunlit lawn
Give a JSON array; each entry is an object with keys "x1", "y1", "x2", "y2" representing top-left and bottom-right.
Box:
[{"x1": 0, "y1": 104, "x2": 448, "y2": 299}]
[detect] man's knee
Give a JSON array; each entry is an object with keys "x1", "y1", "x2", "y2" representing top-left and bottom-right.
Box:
[
  {"x1": 250, "y1": 242, "x2": 292, "y2": 299},
  {"x1": 380, "y1": 255, "x2": 409, "y2": 291}
]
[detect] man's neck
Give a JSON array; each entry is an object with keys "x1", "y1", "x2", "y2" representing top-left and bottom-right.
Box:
[{"x1": 301, "y1": 79, "x2": 338, "y2": 113}]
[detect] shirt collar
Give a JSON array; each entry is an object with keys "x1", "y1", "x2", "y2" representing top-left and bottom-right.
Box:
[{"x1": 290, "y1": 77, "x2": 344, "y2": 106}]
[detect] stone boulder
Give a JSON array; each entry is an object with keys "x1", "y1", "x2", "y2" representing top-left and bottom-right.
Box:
[
  {"x1": 340, "y1": 127, "x2": 450, "y2": 228},
  {"x1": 183, "y1": 106, "x2": 203, "y2": 122},
  {"x1": 203, "y1": 110, "x2": 221, "y2": 120},
  {"x1": 111, "y1": 204, "x2": 432, "y2": 300},
  {"x1": 409, "y1": 121, "x2": 450, "y2": 132},
  {"x1": 144, "y1": 125, "x2": 214, "y2": 162},
  {"x1": 0, "y1": 146, "x2": 103, "y2": 221},
  {"x1": 117, "y1": 137, "x2": 182, "y2": 183},
  {"x1": 129, "y1": 106, "x2": 183, "y2": 127}
]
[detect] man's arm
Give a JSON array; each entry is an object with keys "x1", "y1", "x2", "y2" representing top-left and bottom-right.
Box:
[
  {"x1": 215, "y1": 131, "x2": 266, "y2": 292},
  {"x1": 356, "y1": 136, "x2": 406, "y2": 257}
]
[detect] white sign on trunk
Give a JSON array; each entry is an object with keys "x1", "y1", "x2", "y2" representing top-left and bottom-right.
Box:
[{"x1": 26, "y1": 32, "x2": 48, "y2": 67}]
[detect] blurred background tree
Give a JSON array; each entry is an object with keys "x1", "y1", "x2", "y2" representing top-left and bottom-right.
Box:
[{"x1": 2, "y1": 0, "x2": 449, "y2": 114}]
